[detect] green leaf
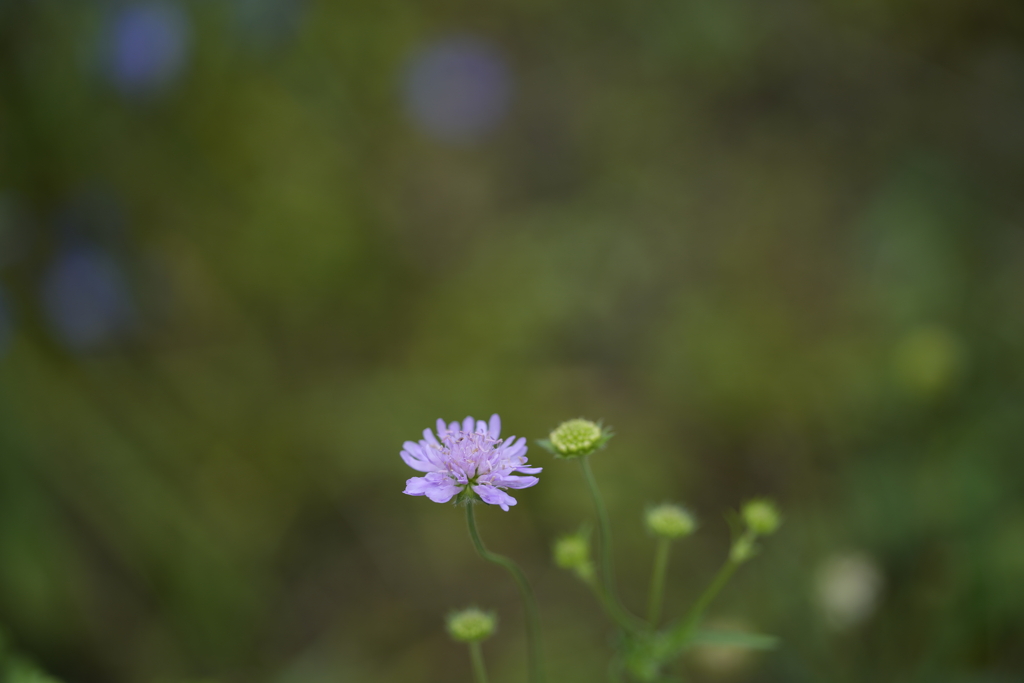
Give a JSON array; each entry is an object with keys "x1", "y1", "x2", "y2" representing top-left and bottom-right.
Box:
[{"x1": 687, "y1": 630, "x2": 779, "y2": 650}]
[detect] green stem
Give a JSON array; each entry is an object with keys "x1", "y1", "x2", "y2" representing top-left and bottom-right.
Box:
[
  {"x1": 579, "y1": 457, "x2": 644, "y2": 633},
  {"x1": 647, "y1": 537, "x2": 672, "y2": 628},
  {"x1": 469, "y1": 641, "x2": 489, "y2": 683},
  {"x1": 665, "y1": 553, "x2": 741, "y2": 655},
  {"x1": 466, "y1": 503, "x2": 545, "y2": 683},
  {"x1": 579, "y1": 569, "x2": 620, "y2": 626}
]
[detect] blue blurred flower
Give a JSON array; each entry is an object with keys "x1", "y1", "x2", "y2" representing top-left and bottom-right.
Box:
[
  {"x1": 105, "y1": 1, "x2": 191, "y2": 96},
  {"x1": 402, "y1": 37, "x2": 513, "y2": 143},
  {"x1": 41, "y1": 247, "x2": 135, "y2": 351}
]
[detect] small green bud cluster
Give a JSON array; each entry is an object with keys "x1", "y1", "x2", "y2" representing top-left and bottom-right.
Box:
[
  {"x1": 741, "y1": 499, "x2": 781, "y2": 536},
  {"x1": 553, "y1": 533, "x2": 595, "y2": 582},
  {"x1": 446, "y1": 608, "x2": 497, "y2": 643},
  {"x1": 645, "y1": 504, "x2": 697, "y2": 539},
  {"x1": 730, "y1": 499, "x2": 781, "y2": 563},
  {"x1": 542, "y1": 419, "x2": 612, "y2": 458}
]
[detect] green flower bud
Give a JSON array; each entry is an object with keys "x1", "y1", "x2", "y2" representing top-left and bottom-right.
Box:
[
  {"x1": 553, "y1": 534, "x2": 590, "y2": 570},
  {"x1": 553, "y1": 532, "x2": 596, "y2": 582},
  {"x1": 742, "y1": 499, "x2": 781, "y2": 536},
  {"x1": 446, "y1": 607, "x2": 497, "y2": 643},
  {"x1": 730, "y1": 535, "x2": 756, "y2": 563},
  {"x1": 645, "y1": 504, "x2": 697, "y2": 539},
  {"x1": 541, "y1": 419, "x2": 613, "y2": 458}
]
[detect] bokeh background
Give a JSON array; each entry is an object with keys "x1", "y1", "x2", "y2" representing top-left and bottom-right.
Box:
[{"x1": 2, "y1": 0, "x2": 1024, "y2": 681}]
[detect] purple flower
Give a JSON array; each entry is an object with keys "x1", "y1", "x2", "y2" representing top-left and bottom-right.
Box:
[
  {"x1": 402, "y1": 414, "x2": 541, "y2": 511},
  {"x1": 402, "y1": 37, "x2": 513, "y2": 143}
]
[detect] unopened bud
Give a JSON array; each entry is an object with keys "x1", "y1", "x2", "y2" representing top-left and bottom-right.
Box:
[
  {"x1": 741, "y1": 499, "x2": 781, "y2": 536},
  {"x1": 554, "y1": 534, "x2": 590, "y2": 569},
  {"x1": 645, "y1": 504, "x2": 697, "y2": 539},
  {"x1": 553, "y1": 533, "x2": 595, "y2": 582},
  {"x1": 446, "y1": 608, "x2": 497, "y2": 642},
  {"x1": 543, "y1": 419, "x2": 612, "y2": 458}
]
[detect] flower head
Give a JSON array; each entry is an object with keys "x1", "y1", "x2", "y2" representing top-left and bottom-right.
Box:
[
  {"x1": 553, "y1": 534, "x2": 590, "y2": 570},
  {"x1": 401, "y1": 414, "x2": 541, "y2": 511},
  {"x1": 539, "y1": 418, "x2": 614, "y2": 458},
  {"x1": 553, "y1": 531, "x2": 595, "y2": 582},
  {"x1": 741, "y1": 498, "x2": 781, "y2": 536},
  {"x1": 446, "y1": 607, "x2": 497, "y2": 642},
  {"x1": 645, "y1": 504, "x2": 697, "y2": 539}
]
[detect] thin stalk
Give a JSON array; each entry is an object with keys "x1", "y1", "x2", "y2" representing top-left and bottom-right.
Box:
[
  {"x1": 466, "y1": 503, "x2": 545, "y2": 683},
  {"x1": 468, "y1": 641, "x2": 489, "y2": 683},
  {"x1": 579, "y1": 456, "x2": 643, "y2": 633},
  {"x1": 579, "y1": 568, "x2": 624, "y2": 628},
  {"x1": 665, "y1": 554, "x2": 740, "y2": 654},
  {"x1": 646, "y1": 537, "x2": 672, "y2": 627}
]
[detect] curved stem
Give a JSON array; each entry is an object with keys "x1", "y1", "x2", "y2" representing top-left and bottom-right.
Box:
[
  {"x1": 469, "y1": 641, "x2": 489, "y2": 683},
  {"x1": 579, "y1": 456, "x2": 644, "y2": 633},
  {"x1": 466, "y1": 504, "x2": 545, "y2": 683},
  {"x1": 647, "y1": 537, "x2": 672, "y2": 628}
]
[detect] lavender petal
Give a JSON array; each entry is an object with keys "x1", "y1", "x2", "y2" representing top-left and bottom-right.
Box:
[{"x1": 474, "y1": 484, "x2": 517, "y2": 511}]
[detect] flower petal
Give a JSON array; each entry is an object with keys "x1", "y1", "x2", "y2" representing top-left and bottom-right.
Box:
[
  {"x1": 476, "y1": 420, "x2": 487, "y2": 434},
  {"x1": 405, "y1": 476, "x2": 460, "y2": 503},
  {"x1": 463, "y1": 416, "x2": 475, "y2": 433},
  {"x1": 424, "y1": 483, "x2": 461, "y2": 503},
  {"x1": 403, "y1": 441, "x2": 425, "y2": 458},
  {"x1": 403, "y1": 476, "x2": 433, "y2": 495},
  {"x1": 423, "y1": 427, "x2": 441, "y2": 447},
  {"x1": 488, "y1": 414, "x2": 501, "y2": 438},
  {"x1": 504, "y1": 437, "x2": 527, "y2": 459},
  {"x1": 474, "y1": 484, "x2": 517, "y2": 511},
  {"x1": 496, "y1": 475, "x2": 539, "y2": 489},
  {"x1": 515, "y1": 466, "x2": 543, "y2": 474},
  {"x1": 401, "y1": 450, "x2": 437, "y2": 472}
]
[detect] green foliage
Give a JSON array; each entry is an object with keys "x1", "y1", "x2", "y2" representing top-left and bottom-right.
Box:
[
  {"x1": 5, "y1": 660, "x2": 62, "y2": 683},
  {"x1": 687, "y1": 630, "x2": 778, "y2": 650}
]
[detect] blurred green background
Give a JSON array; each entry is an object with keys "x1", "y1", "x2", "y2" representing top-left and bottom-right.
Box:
[{"x1": 1, "y1": 0, "x2": 1023, "y2": 681}]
